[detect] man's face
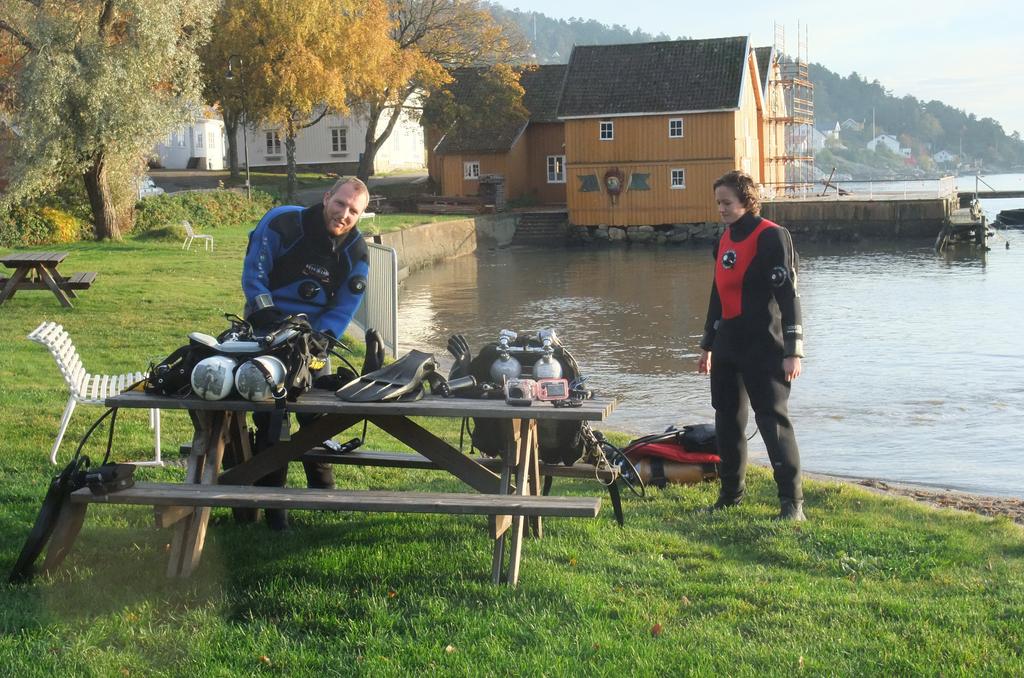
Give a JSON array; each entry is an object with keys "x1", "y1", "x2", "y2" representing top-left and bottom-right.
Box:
[{"x1": 322, "y1": 183, "x2": 369, "y2": 237}]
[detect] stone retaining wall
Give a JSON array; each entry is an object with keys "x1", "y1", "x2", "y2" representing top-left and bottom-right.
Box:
[
  {"x1": 375, "y1": 214, "x2": 517, "y2": 278},
  {"x1": 568, "y1": 196, "x2": 954, "y2": 245}
]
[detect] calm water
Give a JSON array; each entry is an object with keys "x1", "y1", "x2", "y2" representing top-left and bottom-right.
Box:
[{"x1": 396, "y1": 174, "x2": 1024, "y2": 497}]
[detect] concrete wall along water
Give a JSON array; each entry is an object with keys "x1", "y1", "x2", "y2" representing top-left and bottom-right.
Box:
[{"x1": 376, "y1": 215, "x2": 517, "y2": 279}]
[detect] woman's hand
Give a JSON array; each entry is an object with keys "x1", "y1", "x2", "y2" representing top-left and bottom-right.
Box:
[
  {"x1": 783, "y1": 356, "x2": 802, "y2": 382},
  {"x1": 698, "y1": 350, "x2": 712, "y2": 375}
]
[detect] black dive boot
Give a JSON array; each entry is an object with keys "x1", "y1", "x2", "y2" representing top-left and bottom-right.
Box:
[
  {"x1": 778, "y1": 499, "x2": 806, "y2": 522},
  {"x1": 305, "y1": 462, "x2": 335, "y2": 490},
  {"x1": 705, "y1": 487, "x2": 743, "y2": 513}
]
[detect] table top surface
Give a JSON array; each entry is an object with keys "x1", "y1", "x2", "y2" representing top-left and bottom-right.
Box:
[
  {"x1": 1, "y1": 251, "x2": 69, "y2": 266},
  {"x1": 108, "y1": 389, "x2": 615, "y2": 421}
]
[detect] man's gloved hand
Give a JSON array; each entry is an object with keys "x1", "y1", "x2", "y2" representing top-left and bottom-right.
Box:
[
  {"x1": 247, "y1": 305, "x2": 289, "y2": 332},
  {"x1": 447, "y1": 334, "x2": 472, "y2": 380}
]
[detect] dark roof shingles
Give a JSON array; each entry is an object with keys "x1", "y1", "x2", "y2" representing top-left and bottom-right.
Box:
[
  {"x1": 557, "y1": 37, "x2": 749, "y2": 118},
  {"x1": 435, "y1": 65, "x2": 567, "y2": 154}
]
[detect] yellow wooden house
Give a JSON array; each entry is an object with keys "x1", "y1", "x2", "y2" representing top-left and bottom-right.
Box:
[{"x1": 557, "y1": 37, "x2": 767, "y2": 226}]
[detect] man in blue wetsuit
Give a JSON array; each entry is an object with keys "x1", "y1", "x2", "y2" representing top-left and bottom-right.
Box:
[{"x1": 242, "y1": 177, "x2": 370, "y2": 529}]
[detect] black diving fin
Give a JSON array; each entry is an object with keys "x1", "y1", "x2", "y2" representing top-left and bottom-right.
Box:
[{"x1": 335, "y1": 350, "x2": 437, "y2": 402}]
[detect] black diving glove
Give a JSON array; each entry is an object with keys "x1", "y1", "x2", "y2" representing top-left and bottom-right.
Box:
[
  {"x1": 362, "y1": 328, "x2": 386, "y2": 375},
  {"x1": 447, "y1": 334, "x2": 472, "y2": 380},
  {"x1": 246, "y1": 305, "x2": 289, "y2": 333}
]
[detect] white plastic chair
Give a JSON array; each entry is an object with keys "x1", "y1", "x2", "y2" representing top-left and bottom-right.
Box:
[
  {"x1": 182, "y1": 221, "x2": 214, "y2": 251},
  {"x1": 28, "y1": 321, "x2": 162, "y2": 466}
]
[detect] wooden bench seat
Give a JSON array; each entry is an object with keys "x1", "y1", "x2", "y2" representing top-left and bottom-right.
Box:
[
  {"x1": 65, "y1": 271, "x2": 97, "y2": 289},
  {"x1": 301, "y1": 448, "x2": 625, "y2": 526},
  {"x1": 71, "y1": 482, "x2": 602, "y2": 518},
  {"x1": 303, "y1": 448, "x2": 619, "y2": 482}
]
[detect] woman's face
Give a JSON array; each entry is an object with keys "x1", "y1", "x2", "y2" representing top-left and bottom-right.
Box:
[{"x1": 715, "y1": 185, "x2": 747, "y2": 225}]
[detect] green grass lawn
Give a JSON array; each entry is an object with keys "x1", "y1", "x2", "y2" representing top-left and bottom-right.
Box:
[{"x1": 1, "y1": 227, "x2": 1023, "y2": 676}]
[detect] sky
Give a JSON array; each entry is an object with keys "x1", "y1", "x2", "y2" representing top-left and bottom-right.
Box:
[{"x1": 499, "y1": 0, "x2": 1024, "y2": 137}]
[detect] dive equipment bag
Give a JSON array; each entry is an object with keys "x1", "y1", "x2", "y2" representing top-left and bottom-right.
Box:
[{"x1": 467, "y1": 332, "x2": 587, "y2": 465}]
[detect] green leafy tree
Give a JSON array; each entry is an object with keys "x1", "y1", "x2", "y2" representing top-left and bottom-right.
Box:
[{"x1": 0, "y1": 0, "x2": 216, "y2": 240}]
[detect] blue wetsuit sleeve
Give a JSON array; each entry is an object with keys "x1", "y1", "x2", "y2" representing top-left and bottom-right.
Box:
[
  {"x1": 317, "y1": 255, "x2": 369, "y2": 338},
  {"x1": 242, "y1": 218, "x2": 282, "y2": 307}
]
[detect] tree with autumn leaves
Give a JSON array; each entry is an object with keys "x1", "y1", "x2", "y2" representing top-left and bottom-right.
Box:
[
  {"x1": 202, "y1": 0, "x2": 396, "y2": 203},
  {"x1": 202, "y1": 0, "x2": 526, "y2": 197}
]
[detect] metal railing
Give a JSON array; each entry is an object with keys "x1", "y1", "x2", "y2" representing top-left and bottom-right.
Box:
[
  {"x1": 762, "y1": 175, "x2": 958, "y2": 201},
  {"x1": 351, "y1": 242, "x2": 399, "y2": 357}
]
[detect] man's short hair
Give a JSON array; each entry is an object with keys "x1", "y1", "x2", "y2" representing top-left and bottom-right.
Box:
[{"x1": 327, "y1": 177, "x2": 369, "y2": 199}]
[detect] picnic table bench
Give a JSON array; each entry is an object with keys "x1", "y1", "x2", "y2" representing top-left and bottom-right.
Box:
[
  {"x1": 41, "y1": 390, "x2": 616, "y2": 586},
  {"x1": 0, "y1": 251, "x2": 97, "y2": 307}
]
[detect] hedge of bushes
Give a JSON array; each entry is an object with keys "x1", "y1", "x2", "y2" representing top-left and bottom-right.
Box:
[
  {"x1": 133, "y1": 189, "x2": 276, "y2": 234},
  {"x1": 0, "y1": 203, "x2": 93, "y2": 247},
  {"x1": 0, "y1": 189, "x2": 278, "y2": 247}
]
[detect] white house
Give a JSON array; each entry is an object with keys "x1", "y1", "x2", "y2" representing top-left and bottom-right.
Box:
[
  {"x1": 867, "y1": 133, "x2": 911, "y2": 157},
  {"x1": 154, "y1": 109, "x2": 226, "y2": 170},
  {"x1": 933, "y1": 149, "x2": 957, "y2": 164},
  {"x1": 236, "y1": 108, "x2": 425, "y2": 175},
  {"x1": 840, "y1": 118, "x2": 864, "y2": 132}
]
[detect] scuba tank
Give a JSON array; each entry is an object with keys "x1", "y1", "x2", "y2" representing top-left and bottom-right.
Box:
[
  {"x1": 532, "y1": 329, "x2": 563, "y2": 379},
  {"x1": 489, "y1": 329, "x2": 522, "y2": 383}
]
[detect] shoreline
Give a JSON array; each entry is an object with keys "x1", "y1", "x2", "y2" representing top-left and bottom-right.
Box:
[{"x1": 799, "y1": 467, "x2": 1024, "y2": 524}]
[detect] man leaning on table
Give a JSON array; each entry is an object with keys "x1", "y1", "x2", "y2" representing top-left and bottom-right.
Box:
[{"x1": 241, "y1": 177, "x2": 371, "y2": 530}]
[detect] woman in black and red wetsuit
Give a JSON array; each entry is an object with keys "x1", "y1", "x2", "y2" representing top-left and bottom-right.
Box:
[{"x1": 698, "y1": 170, "x2": 806, "y2": 521}]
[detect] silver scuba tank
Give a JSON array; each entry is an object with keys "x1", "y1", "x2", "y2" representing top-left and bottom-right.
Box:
[
  {"x1": 489, "y1": 329, "x2": 522, "y2": 383},
  {"x1": 533, "y1": 329, "x2": 563, "y2": 379}
]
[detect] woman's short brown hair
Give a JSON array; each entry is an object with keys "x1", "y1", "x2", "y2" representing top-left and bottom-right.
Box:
[{"x1": 713, "y1": 170, "x2": 761, "y2": 215}]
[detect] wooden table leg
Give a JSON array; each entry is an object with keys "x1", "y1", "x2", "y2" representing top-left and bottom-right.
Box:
[
  {"x1": 0, "y1": 266, "x2": 28, "y2": 304},
  {"x1": 491, "y1": 420, "x2": 520, "y2": 584},
  {"x1": 35, "y1": 264, "x2": 73, "y2": 308},
  {"x1": 504, "y1": 418, "x2": 536, "y2": 586},
  {"x1": 490, "y1": 463, "x2": 512, "y2": 585},
  {"x1": 527, "y1": 419, "x2": 543, "y2": 539},
  {"x1": 167, "y1": 410, "x2": 229, "y2": 577}
]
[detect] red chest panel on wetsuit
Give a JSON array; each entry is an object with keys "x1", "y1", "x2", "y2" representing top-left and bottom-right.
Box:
[{"x1": 715, "y1": 220, "x2": 776, "y2": 319}]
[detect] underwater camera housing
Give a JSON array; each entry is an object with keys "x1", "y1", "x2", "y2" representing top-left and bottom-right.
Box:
[
  {"x1": 504, "y1": 378, "x2": 536, "y2": 406},
  {"x1": 535, "y1": 377, "x2": 570, "y2": 401}
]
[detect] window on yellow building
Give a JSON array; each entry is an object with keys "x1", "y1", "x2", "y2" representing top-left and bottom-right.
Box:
[
  {"x1": 669, "y1": 118, "x2": 684, "y2": 138},
  {"x1": 464, "y1": 161, "x2": 480, "y2": 179},
  {"x1": 670, "y1": 168, "x2": 686, "y2": 189},
  {"x1": 600, "y1": 120, "x2": 614, "y2": 141}
]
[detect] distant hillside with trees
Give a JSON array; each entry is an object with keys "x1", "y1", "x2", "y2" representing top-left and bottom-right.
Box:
[{"x1": 488, "y1": 5, "x2": 1024, "y2": 175}]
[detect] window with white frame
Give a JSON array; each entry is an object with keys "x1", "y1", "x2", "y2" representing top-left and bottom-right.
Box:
[
  {"x1": 265, "y1": 131, "x2": 281, "y2": 156},
  {"x1": 546, "y1": 155, "x2": 565, "y2": 183},
  {"x1": 669, "y1": 118, "x2": 684, "y2": 138},
  {"x1": 208, "y1": 131, "x2": 215, "y2": 149},
  {"x1": 599, "y1": 120, "x2": 614, "y2": 141},
  {"x1": 670, "y1": 168, "x2": 686, "y2": 189},
  {"x1": 331, "y1": 127, "x2": 347, "y2": 153},
  {"x1": 195, "y1": 129, "x2": 204, "y2": 148},
  {"x1": 464, "y1": 161, "x2": 480, "y2": 180}
]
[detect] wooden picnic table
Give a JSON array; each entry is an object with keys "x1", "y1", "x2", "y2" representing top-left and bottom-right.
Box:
[
  {"x1": 42, "y1": 390, "x2": 615, "y2": 586},
  {"x1": 0, "y1": 251, "x2": 97, "y2": 308}
]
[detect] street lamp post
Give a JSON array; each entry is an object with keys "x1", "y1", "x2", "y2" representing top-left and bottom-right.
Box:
[{"x1": 225, "y1": 55, "x2": 251, "y2": 201}]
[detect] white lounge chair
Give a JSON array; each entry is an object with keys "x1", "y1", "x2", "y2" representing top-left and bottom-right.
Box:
[
  {"x1": 182, "y1": 221, "x2": 214, "y2": 251},
  {"x1": 28, "y1": 321, "x2": 162, "y2": 466}
]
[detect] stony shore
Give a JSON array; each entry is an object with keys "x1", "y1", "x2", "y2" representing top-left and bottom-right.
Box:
[{"x1": 804, "y1": 470, "x2": 1024, "y2": 524}]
